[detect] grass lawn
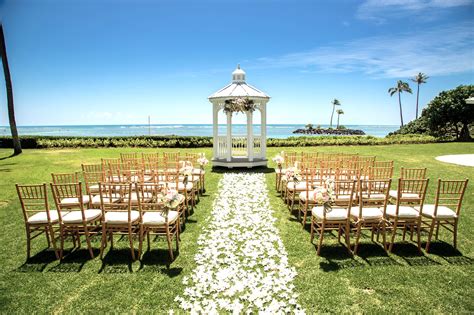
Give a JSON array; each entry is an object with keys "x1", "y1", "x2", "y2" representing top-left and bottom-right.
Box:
[{"x1": 0, "y1": 143, "x2": 473, "y2": 313}]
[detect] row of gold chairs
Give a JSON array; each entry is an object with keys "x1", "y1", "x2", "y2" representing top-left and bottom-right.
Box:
[{"x1": 17, "y1": 182, "x2": 183, "y2": 262}]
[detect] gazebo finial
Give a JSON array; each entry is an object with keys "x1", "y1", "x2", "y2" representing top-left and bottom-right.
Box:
[{"x1": 237, "y1": 64, "x2": 240, "y2": 69}]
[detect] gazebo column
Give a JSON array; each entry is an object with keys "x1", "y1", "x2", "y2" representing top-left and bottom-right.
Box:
[
  {"x1": 226, "y1": 111, "x2": 232, "y2": 162},
  {"x1": 212, "y1": 103, "x2": 218, "y2": 158},
  {"x1": 260, "y1": 103, "x2": 267, "y2": 159},
  {"x1": 246, "y1": 111, "x2": 254, "y2": 161}
]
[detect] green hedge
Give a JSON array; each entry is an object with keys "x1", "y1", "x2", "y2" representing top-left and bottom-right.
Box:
[{"x1": 0, "y1": 134, "x2": 439, "y2": 149}]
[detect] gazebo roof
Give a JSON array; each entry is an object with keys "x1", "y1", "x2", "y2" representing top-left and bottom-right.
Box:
[{"x1": 208, "y1": 65, "x2": 270, "y2": 100}]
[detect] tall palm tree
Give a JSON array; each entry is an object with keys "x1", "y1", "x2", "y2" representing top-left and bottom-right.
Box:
[
  {"x1": 336, "y1": 109, "x2": 344, "y2": 129},
  {"x1": 0, "y1": 24, "x2": 21, "y2": 155},
  {"x1": 329, "y1": 98, "x2": 340, "y2": 128},
  {"x1": 411, "y1": 72, "x2": 429, "y2": 119},
  {"x1": 388, "y1": 80, "x2": 412, "y2": 127}
]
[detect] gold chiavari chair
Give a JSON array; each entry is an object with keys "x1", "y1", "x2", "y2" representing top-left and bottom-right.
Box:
[
  {"x1": 384, "y1": 178, "x2": 429, "y2": 253},
  {"x1": 416, "y1": 179, "x2": 469, "y2": 252},
  {"x1": 16, "y1": 183, "x2": 60, "y2": 259},
  {"x1": 99, "y1": 182, "x2": 140, "y2": 260},
  {"x1": 310, "y1": 180, "x2": 356, "y2": 255},
  {"x1": 81, "y1": 163, "x2": 102, "y2": 173},
  {"x1": 120, "y1": 152, "x2": 139, "y2": 161},
  {"x1": 50, "y1": 182, "x2": 102, "y2": 259},
  {"x1": 83, "y1": 171, "x2": 105, "y2": 208},
  {"x1": 51, "y1": 172, "x2": 90, "y2": 206},
  {"x1": 389, "y1": 167, "x2": 427, "y2": 201},
  {"x1": 350, "y1": 178, "x2": 392, "y2": 254},
  {"x1": 136, "y1": 183, "x2": 180, "y2": 261}
]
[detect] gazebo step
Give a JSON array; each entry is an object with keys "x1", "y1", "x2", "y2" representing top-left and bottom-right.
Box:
[{"x1": 212, "y1": 158, "x2": 268, "y2": 168}]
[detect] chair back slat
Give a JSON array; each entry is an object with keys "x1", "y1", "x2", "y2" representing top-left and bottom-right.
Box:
[
  {"x1": 16, "y1": 183, "x2": 50, "y2": 220},
  {"x1": 400, "y1": 167, "x2": 427, "y2": 179},
  {"x1": 81, "y1": 163, "x2": 102, "y2": 173},
  {"x1": 51, "y1": 172, "x2": 79, "y2": 184},
  {"x1": 434, "y1": 179, "x2": 469, "y2": 216}
]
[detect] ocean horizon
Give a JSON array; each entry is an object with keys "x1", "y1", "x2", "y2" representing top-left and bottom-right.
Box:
[{"x1": 0, "y1": 124, "x2": 399, "y2": 138}]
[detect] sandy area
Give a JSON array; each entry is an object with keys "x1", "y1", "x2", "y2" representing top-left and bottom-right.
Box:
[{"x1": 435, "y1": 154, "x2": 474, "y2": 167}]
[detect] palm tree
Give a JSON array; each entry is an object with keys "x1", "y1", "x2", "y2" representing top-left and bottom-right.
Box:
[
  {"x1": 0, "y1": 24, "x2": 21, "y2": 155},
  {"x1": 388, "y1": 80, "x2": 412, "y2": 127},
  {"x1": 336, "y1": 109, "x2": 344, "y2": 129},
  {"x1": 329, "y1": 98, "x2": 340, "y2": 128},
  {"x1": 411, "y1": 72, "x2": 429, "y2": 119}
]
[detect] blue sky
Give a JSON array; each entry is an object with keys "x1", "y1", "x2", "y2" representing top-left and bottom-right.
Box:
[{"x1": 0, "y1": 0, "x2": 473, "y2": 126}]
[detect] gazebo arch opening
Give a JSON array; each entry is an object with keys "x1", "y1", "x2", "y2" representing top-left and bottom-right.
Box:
[{"x1": 208, "y1": 65, "x2": 270, "y2": 168}]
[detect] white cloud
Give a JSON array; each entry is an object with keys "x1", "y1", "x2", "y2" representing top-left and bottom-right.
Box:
[
  {"x1": 252, "y1": 22, "x2": 474, "y2": 78},
  {"x1": 357, "y1": 0, "x2": 473, "y2": 22}
]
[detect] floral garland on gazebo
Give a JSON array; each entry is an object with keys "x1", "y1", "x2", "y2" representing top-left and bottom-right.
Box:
[{"x1": 223, "y1": 97, "x2": 256, "y2": 114}]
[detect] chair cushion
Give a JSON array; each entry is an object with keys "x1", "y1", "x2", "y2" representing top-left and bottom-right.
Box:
[
  {"x1": 27, "y1": 210, "x2": 66, "y2": 224},
  {"x1": 62, "y1": 209, "x2": 102, "y2": 224},
  {"x1": 360, "y1": 193, "x2": 386, "y2": 201},
  {"x1": 350, "y1": 207, "x2": 383, "y2": 220},
  {"x1": 286, "y1": 181, "x2": 308, "y2": 191},
  {"x1": 142, "y1": 210, "x2": 179, "y2": 225},
  {"x1": 312, "y1": 206, "x2": 348, "y2": 221},
  {"x1": 415, "y1": 205, "x2": 457, "y2": 219},
  {"x1": 299, "y1": 190, "x2": 317, "y2": 202},
  {"x1": 389, "y1": 190, "x2": 420, "y2": 200},
  {"x1": 60, "y1": 195, "x2": 90, "y2": 205},
  {"x1": 104, "y1": 210, "x2": 140, "y2": 224},
  {"x1": 385, "y1": 205, "x2": 419, "y2": 218},
  {"x1": 192, "y1": 168, "x2": 205, "y2": 175},
  {"x1": 168, "y1": 182, "x2": 193, "y2": 191}
]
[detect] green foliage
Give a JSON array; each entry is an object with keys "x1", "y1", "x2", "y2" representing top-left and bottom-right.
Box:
[
  {"x1": 267, "y1": 134, "x2": 437, "y2": 146},
  {"x1": 422, "y1": 85, "x2": 474, "y2": 141},
  {"x1": 305, "y1": 123, "x2": 313, "y2": 130},
  {"x1": 391, "y1": 85, "x2": 474, "y2": 141},
  {"x1": 0, "y1": 134, "x2": 439, "y2": 149},
  {"x1": 338, "y1": 125, "x2": 347, "y2": 130},
  {"x1": 0, "y1": 135, "x2": 213, "y2": 149}
]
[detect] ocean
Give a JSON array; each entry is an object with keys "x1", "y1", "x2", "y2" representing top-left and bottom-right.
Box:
[{"x1": 0, "y1": 124, "x2": 399, "y2": 138}]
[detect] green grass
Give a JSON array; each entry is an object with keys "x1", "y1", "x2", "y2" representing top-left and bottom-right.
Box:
[{"x1": 0, "y1": 143, "x2": 473, "y2": 313}]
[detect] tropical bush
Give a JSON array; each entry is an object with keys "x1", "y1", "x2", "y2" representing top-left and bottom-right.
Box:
[{"x1": 391, "y1": 85, "x2": 474, "y2": 141}]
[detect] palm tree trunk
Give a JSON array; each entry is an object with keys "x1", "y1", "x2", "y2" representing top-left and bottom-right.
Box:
[
  {"x1": 415, "y1": 83, "x2": 420, "y2": 119},
  {"x1": 330, "y1": 105, "x2": 335, "y2": 128},
  {"x1": 337, "y1": 114, "x2": 340, "y2": 129},
  {"x1": 398, "y1": 91, "x2": 404, "y2": 127},
  {"x1": 0, "y1": 24, "x2": 21, "y2": 155}
]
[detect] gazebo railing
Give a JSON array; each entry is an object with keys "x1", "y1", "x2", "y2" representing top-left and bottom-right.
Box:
[{"x1": 215, "y1": 135, "x2": 263, "y2": 159}]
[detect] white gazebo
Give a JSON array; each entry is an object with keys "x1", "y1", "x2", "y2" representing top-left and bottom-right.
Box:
[{"x1": 209, "y1": 65, "x2": 270, "y2": 168}]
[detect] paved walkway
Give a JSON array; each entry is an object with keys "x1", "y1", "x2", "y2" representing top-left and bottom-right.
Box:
[
  {"x1": 435, "y1": 154, "x2": 474, "y2": 167},
  {"x1": 175, "y1": 173, "x2": 304, "y2": 314}
]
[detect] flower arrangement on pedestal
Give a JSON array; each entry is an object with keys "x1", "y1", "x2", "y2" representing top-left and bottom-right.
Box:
[
  {"x1": 313, "y1": 178, "x2": 335, "y2": 213},
  {"x1": 285, "y1": 164, "x2": 301, "y2": 185},
  {"x1": 179, "y1": 161, "x2": 193, "y2": 186},
  {"x1": 223, "y1": 97, "x2": 256, "y2": 114},
  {"x1": 272, "y1": 152, "x2": 285, "y2": 171},
  {"x1": 157, "y1": 188, "x2": 181, "y2": 219}
]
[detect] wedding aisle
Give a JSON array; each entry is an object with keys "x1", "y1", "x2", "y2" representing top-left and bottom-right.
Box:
[{"x1": 175, "y1": 173, "x2": 304, "y2": 314}]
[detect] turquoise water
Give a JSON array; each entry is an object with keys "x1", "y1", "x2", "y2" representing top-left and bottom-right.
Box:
[{"x1": 0, "y1": 124, "x2": 399, "y2": 138}]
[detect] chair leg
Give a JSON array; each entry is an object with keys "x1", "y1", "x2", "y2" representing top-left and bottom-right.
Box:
[
  {"x1": 45, "y1": 227, "x2": 51, "y2": 247},
  {"x1": 128, "y1": 228, "x2": 136, "y2": 261},
  {"x1": 84, "y1": 227, "x2": 94, "y2": 259},
  {"x1": 402, "y1": 224, "x2": 407, "y2": 241},
  {"x1": 416, "y1": 218, "x2": 422, "y2": 254},
  {"x1": 345, "y1": 222, "x2": 352, "y2": 254},
  {"x1": 310, "y1": 217, "x2": 315, "y2": 243},
  {"x1": 60, "y1": 225, "x2": 65, "y2": 260},
  {"x1": 425, "y1": 219, "x2": 436, "y2": 253},
  {"x1": 435, "y1": 222, "x2": 440, "y2": 240},
  {"x1": 166, "y1": 228, "x2": 174, "y2": 261},
  {"x1": 147, "y1": 230, "x2": 151, "y2": 251},
  {"x1": 25, "y1": 226, "x2": 31, "y2": 260},
  {"x1": 453, "y1": 219, "x2": 458, "y2": 249},
  {"x1": 388, "y1": 220, "x2": 398, "y2": 253},
  {"x1": 138, "y1": 225, "x2": 143, "y2": 258},
  {"x1": 317, "y1": 223, "x2": 325, "y2": 256},
  {"x1": 354, "y1": 223, "x2": 362, "y2": 255},
  {"x1": 49, "y1": 225, "x2": 60, "y2": 259},
  {"x1": 99, "y1": 225, "x2": 107, "y2": 259}
]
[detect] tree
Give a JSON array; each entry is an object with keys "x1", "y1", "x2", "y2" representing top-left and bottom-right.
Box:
[
  {"x1": 329, "y1": 98, "x2": 340, "y2": 128},
  {"x1": 305, "y1": 123, "x2": 314, "y2": 130},
  {"x1": 411, "y1": 72, "x2": 429, "y2": 119},
  {"x1": 336, "y1": 109, "x2": 344, "y2": 129},
  {"x1": 422, "y1": 85, "x2": 473, "y2": 141},
  {"x1": 0, "y1": 24, "x2": 21, "y2": 155},
  {"x1": 388, "y1": 80, "x2": 412, "y2": 127}
]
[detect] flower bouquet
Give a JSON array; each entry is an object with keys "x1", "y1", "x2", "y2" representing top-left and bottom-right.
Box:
[
  {"x1": 180, "y1": 164, "x2": 193, "y2": 186},
  {"x1": 272, "y1": 153, "x2": 284, "y2": 172},
  {"x1": 197, "y1": 153, "x2": 209, "y2": 170},
  {"x1": 313, "y1": 178, "x2": 335, "y2": 213},
  {"x1": 285, "y1": 166, "x2": 301, "y2": 186}
]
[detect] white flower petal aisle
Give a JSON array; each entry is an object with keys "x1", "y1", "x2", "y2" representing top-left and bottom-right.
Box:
[{"x1": 175, "y1": 173, "x2": 304, "y2": 314}]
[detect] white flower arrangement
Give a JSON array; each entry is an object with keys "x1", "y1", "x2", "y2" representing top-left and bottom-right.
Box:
[
  {"x1": 161, "y1": 188, "x2": 181, "y2": 209},
  {"x1": 197, "y1": 153, "x2": 209, "y2": 169},
  {"x1": 174, "y1": 173, "x2": 304, "y2": 313},
  {"x1": 272, "y1": 154, "x2": 284, "y2": 166}
]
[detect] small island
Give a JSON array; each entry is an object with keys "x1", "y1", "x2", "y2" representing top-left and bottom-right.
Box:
[{"x1": 293, "y1": 125, "x2": 365, "y2": 135}]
